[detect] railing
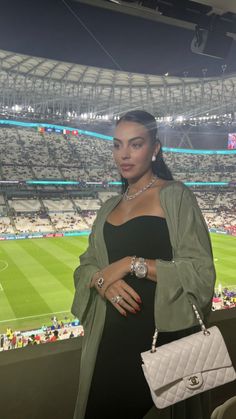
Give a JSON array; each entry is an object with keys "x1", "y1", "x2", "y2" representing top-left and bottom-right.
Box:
[{"x1": 0, "y1": 307, "x2": 235, "y2": 419}]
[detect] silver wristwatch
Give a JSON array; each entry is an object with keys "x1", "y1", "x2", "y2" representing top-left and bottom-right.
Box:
[{"x1": 134, "y1": 257, "x2": 147, "y2": 279}]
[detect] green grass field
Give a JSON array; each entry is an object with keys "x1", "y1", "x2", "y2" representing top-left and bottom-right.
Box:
[{"x1": 0, "y1": 233, "x2": 235, "y2": 333}]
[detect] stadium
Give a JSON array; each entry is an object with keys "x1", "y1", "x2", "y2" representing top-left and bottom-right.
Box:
[
  {"x1": 0, "y1": 1, "x2": 236, "y2": 418},
  {"x1": 0, "y1": 48, "x2": 236, "y2": 333}
]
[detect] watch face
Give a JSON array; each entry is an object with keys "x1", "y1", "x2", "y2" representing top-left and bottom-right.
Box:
[{"x1": 135, "y1": 260, "x2": 147, "y2": 278}]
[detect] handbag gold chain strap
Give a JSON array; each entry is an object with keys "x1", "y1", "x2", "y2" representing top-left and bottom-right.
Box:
[{"x1": 151, "y1": 303, "x2": 210, "y2": 353}]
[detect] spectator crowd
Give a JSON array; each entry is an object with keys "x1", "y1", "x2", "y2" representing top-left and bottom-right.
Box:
[{"x1": 0, "y1": 316, "x2": 84, "y2": 352}]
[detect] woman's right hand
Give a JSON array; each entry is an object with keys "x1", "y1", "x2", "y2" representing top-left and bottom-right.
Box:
[{"x1": 104, "y1": 279, "x2": 141, "y2": 316}]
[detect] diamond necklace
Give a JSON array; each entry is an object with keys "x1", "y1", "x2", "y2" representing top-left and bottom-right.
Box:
[{"x1": 124, "y1": 176, "x2": 158, "y2": 201}]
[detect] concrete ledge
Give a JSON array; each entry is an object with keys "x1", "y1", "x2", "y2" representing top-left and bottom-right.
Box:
[{"x1": 0, "y1": 308, "x2": 235, "y2": 419}]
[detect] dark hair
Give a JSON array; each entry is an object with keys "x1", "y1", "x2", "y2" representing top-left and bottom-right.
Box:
[{"x1": 116, "y1": 110, "x2": 173, "y2": 193}]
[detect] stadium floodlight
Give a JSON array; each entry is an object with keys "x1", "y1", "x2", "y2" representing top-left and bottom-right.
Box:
[
  {"x1": 176, "y1": 116, "x2": 184, "y2": 122},
  {"x1": 12, "y1": 104, "x2": 22, "y2": 112}
]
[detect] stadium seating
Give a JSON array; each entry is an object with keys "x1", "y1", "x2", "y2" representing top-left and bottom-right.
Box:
[
  {"x1": 73, "y1": 199, "x2": 101, "y2": 211},
  {"x1": 43, "y1": 199, "x2": 75, "y2": 212},
  {"x1": 49, "y1": 212, "x2": 89, "y2": 230},
  {"x1": 9, "y1": 199, "x2": 42, "y2": 212},
  {"x1": 13, "y1": 215, "x2": 53, "y2": 233},
  {"x1": 0, "y1": 127, "x2": 235, "y2": 184},
  {"x1": 0, "y1": 217, "x2": 14, "y2": 233},
  {"x1": 0, "y1": 126, "x2": 235, "y2": 234}
]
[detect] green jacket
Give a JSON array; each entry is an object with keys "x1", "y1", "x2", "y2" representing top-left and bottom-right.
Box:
[{"x1": 71, "y1": 180, "x2": 216, "y2": 419}]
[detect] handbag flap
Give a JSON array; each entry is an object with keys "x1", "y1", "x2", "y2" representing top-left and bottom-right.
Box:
[{"x1": 141, "y1": 326, "x2": 234, "y2": 391}]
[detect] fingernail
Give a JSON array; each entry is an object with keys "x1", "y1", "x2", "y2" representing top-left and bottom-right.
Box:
[
  {"x1": 137, "y1": 298, "x2": 142, "y2": 303},
  {"x1": 122, "y1": 312, "x2": 127, "y2": 317},
  {"x1": 136, "y1": 306, "x2": 141, "y2": 311},
  {"x1": 131, "y1": 308, "x2": 136, "y2": 313}
]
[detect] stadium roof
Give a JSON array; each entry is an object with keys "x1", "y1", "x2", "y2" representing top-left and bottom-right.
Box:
[
  {"x1": 0, "y1": 48, "x2": 236, "y2": 119},
  {"x1": 77, "y1": 0, "x2": 236, "y2": 35}
]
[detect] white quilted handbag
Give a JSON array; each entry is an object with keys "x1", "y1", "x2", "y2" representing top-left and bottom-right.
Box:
[{"x1": 141, "y1": 304, "x2": 236, "y2": 409}]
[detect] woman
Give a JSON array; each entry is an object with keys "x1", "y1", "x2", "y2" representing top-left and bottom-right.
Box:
[{"x1": 72, "y1": 110, "x2": 216, "y2": 419}]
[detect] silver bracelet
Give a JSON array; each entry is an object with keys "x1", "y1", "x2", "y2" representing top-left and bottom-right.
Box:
[{"x1": 130, "y1": 256, "x2": 137, "y2": 276}]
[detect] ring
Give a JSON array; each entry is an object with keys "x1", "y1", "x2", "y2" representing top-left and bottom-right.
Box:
[{"x1": 111, "y1": 295, "x2": 123, "y2": 304}]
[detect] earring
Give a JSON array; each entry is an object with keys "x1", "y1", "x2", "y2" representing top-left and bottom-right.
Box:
[{"x1": 152, "y1": 155, "x2": 156, "y2": 162}]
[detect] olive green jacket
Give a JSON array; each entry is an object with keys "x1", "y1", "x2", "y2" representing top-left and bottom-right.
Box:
[{"x1": 71, "y1": 180, "x2": 216, "y2": 419}]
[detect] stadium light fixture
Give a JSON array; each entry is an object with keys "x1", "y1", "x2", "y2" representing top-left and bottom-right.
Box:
[
  {"x1": 176, "y1": 116, "x2": 184, "y2": 122},
  {"x1": 12, "y1": 104, "x2": 22, "y2": 112}
]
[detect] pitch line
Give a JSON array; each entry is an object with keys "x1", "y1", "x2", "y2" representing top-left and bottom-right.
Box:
[
  {"x1": 0, "y1": 260, "x2": 8, "y2": 272},
  {"x1": 0, "y1": 310, "x2": 72, "y2": 323}
]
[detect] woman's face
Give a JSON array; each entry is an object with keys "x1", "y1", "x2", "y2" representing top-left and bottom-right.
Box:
[{"x1": 113, "y1": 120, "x2": 159, "y2": 181}]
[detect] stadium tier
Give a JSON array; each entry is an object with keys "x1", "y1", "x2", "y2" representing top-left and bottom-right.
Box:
[{"x1": 0, "y1": 126, "x2": 235, "y2": 236}]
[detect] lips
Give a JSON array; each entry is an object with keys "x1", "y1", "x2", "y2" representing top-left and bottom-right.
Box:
[{"x1": 120, "y1": 165, "x2": 134, "y2": 170}]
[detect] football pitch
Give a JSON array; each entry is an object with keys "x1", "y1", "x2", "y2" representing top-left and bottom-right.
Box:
[{"x1": 0, "y1": 233, "x2": 235, "y2": 333}]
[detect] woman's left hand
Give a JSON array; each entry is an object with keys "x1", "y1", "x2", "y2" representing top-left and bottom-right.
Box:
[{"x1": 104, "y1": 279, "x2": 141, "y2": 316}]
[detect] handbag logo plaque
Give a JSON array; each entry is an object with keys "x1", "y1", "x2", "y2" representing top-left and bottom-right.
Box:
[
  {"x1": 189, "y1": 376, "x2": 199, "y2": 386},
  {"x1": 184, "y1": 373, "x2": 203, "y2": 389}
]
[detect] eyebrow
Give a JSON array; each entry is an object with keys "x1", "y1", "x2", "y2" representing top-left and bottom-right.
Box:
[{"x1": 113, "y1": 136, "x2": 145, "y2": 143}]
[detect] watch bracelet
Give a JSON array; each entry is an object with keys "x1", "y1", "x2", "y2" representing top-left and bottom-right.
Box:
[{"x1": 130, "y1": 255, "x2": 137, "y2": 276}]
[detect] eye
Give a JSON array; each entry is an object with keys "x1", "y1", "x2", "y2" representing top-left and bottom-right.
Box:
[
  {"x1": 132, "y1": 143, "x2": 142, "y2": 149},
  {"x1": 113, "y1": 142, "x2": 120, "y2": 149}
]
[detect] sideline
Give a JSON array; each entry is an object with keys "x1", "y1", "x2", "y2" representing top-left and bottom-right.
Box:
[{"x1": 0, "y1": 310, "x2": 71, "y2": 323}]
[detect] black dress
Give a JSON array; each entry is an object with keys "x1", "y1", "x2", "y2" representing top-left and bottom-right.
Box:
[{"x1": 85, "y1": 216, "x2": 210, "y2": 419}]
